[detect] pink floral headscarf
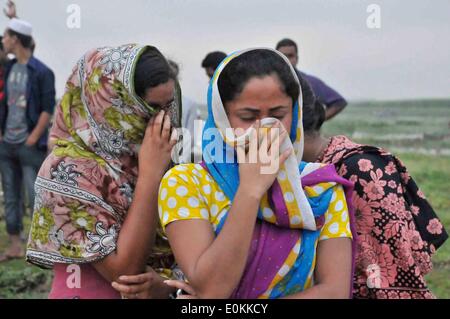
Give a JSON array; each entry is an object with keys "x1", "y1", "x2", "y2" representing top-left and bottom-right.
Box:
[{"x1": 26, "y1": 44, "x2": 180, "y2": 270}]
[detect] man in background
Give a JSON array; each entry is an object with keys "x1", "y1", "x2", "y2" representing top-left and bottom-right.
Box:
[
  {"x1": 3, "y1": 0, "x2": 36, "y2": 52},
  {"x1": 276, "y1": 38, "x2": 347, "y2": 120},
  {"x1": 201, "y1": 51, "x2": 227, "y2": 79},
  {"x1": 0, "y1": 18, "x2": 55, "y2": 261}
]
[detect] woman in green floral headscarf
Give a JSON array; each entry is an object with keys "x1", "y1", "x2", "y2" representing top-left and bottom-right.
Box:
[{"x1": 26, "y1": 44, "x2": 182, "y2": 299}]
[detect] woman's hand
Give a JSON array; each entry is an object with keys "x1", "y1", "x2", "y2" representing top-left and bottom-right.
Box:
[
  {"x1": 139, "y1": 110, "x2": 178, "y2": 178},
  {"x1": 164, "y1": 280, "x2": 198, "y2": 299},
  {"x1": 111, "y1": 267, "x2": 175, "y2": 299},
  {"x1": 3, "y1": 0, "x2": 17, "y2": 19},
  {"x1": 237, "y1": 120, "x2": 291, "y2": 199}
]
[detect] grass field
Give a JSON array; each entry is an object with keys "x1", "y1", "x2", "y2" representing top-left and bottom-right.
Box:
[{"x1": 0, "y1": 99, "x2": 449, "y2": 299}]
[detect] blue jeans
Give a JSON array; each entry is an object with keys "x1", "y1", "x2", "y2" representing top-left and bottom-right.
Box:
[{"x1": 0, "y1": 142, "x2": 46, "y2": 235}]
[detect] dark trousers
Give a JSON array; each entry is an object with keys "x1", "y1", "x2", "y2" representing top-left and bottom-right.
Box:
[{"x1": 0, "y1": 142, "x2": 46, "y2": 235}]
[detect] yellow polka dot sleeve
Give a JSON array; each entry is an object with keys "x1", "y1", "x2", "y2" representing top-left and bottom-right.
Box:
[
  {"x1": 319, "y1": 185, "x2": 353, "y2": 241},
  {"x1": 158, "y1": 164, "x2": 212, "y2": 231},
  {"x1": 159, "y1": 164, "x2": 352, "y2": 241},
  {"x1": 158, "y1": 163, "x2": 233, "y2": 233}
]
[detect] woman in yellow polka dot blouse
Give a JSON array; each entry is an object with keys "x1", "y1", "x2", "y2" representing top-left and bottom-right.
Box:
[
  {"x1": 158, "y1": 48, "x2": 356, "y2": 299},
  {"x1": 114, "y1": 48, "x2": 356, "y2": 299}
]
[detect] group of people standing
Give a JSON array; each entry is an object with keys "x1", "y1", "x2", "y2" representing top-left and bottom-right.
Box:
[{"x1": 0, "y1": 1, "x2": 447, "y2": 299}]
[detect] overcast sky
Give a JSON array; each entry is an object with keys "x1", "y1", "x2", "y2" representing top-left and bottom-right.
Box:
[{"x1": 2, "y1": 0, "x2": 449, "y2": 103}]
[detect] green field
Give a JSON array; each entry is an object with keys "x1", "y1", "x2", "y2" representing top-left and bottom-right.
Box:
[
  {"x1": 0, "y1": 99, "x2": 449, "y2": 299},
  {"x1": 323, "y1": 99, "x2": 450, "y2": 153}
]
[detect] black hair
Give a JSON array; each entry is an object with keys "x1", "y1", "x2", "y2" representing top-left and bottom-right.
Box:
[
  {"x1": 0, "y1": 36, "x2": 3, "y2": 51},
  {"x1": 6, "y1": 29, "x2": 33, "y2": 49},
  {"x1": 167, "y1": 59, "x2": 180, "y2": 77},
  {"x1": 217, "y1": 49, "x2": 323, "y2": 132},
  {"x1": 295, "y1": 71, "x2": 325, "y2": 134},
  {"x1": 218, "y1": 49, "x2": 299, "y2": 107},
  {"x1": 303, "y1": 98, "x2": 326, "y2": 134},
  {"x1": 276, "y1": 38, "x2": 298, "y2": 54},
  {"x1": 201, "y1": 51, "x2": 227, "y2": 70},
  {"x1": 134, "y1": 47, "x2": 176, "y2": 99}
]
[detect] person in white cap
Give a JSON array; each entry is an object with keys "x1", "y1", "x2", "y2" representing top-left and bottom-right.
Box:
[
  {"x1": 0, "y1": 17, "x2": 55, "y2": 261},
  {"x1": 2, "y1": 0, "x2": 34, "y2": 52}
]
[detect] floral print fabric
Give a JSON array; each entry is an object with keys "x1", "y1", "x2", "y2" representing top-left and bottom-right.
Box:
[
  {"x1": 26, "y1": 44, "x2": 180, "y2": 270},
  {"x1": 319, "y1": 135, "x2": 448, "y2": 298}
]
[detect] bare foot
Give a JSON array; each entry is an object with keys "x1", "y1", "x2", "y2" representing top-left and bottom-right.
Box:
[
  {"x1": 0, "y1": 243, "x2": 25, "y2": 262},
  {"x1": 0, "y1": 246, "x2": 14, "y2": 262},
  {"x1": 0, "y1": 253, "x2": 12, "y2": 262},
  {"x1": 8, "y1": 244, "x2": 25, "y2": 258}
]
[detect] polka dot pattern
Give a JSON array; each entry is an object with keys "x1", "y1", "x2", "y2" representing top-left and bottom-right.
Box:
[
  {"x1": 158, "y1": 164, "x2": 352, "y2": 244},
  {"x1": 176, "y1": 186, "x2": 188, "y2": 197},
  {"x1": 319, "y1": 185, "x2": 352, "y2": 241},
  {"x1": 158, "y1": 164, "x2": 232, "y2": 231},
  {"x1": 284, "y1": 192, "x2": 294, "y2": 203},
  {"x1": 263, "y1": 207, "x2": 274, "y2": 219},
  {"x1": 158, "y1": 164, "x2": 353, "y2": 298}
]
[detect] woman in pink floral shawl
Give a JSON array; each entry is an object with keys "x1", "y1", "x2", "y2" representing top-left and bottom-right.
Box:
[{"x1": 26, "y1": 44, "x2": 182, "y2": 299}]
